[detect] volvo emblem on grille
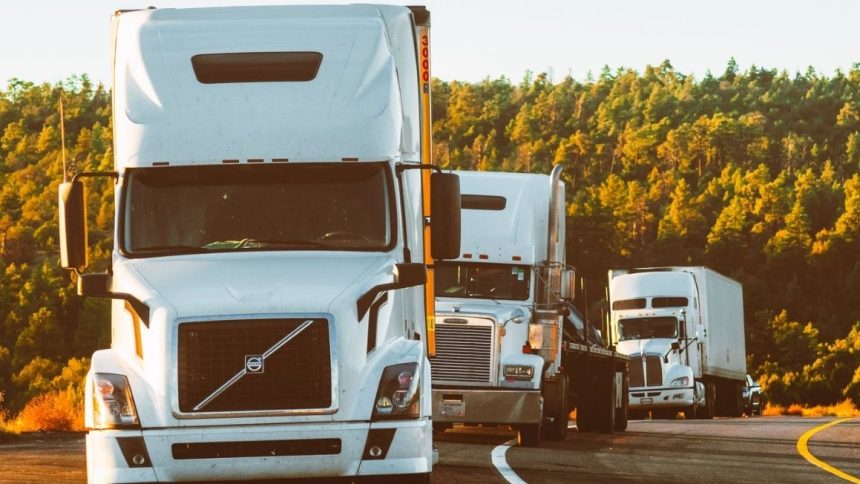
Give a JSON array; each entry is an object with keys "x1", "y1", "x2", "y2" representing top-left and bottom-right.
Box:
[
  {"x1": 192, "y1": 319, "x2": 316, "y2": 412},
  {"x1": 245, "y1": 355, "x2": 264, "y2": 373}
]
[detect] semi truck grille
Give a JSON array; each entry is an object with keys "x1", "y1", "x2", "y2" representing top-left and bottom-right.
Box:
[
  {"x1": 177, "y1": 318, "x2": 331, "y2": 413},
  {"x1": 628, "y1": 353, "x2": 644, "y2": 387},
  {"x1": 645, "y1": 355, "x2": 663, "y2": 386},
  {"x1": 628, "y1": 354, "x2": 663, "y2": 388},
  {"x1": 431, "y1": 322, "x2": 494, "y2": 384}
]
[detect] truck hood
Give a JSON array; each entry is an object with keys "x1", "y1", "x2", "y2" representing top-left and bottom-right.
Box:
[
  {"x1": 617, "y1": 338, "x2": 673, "y2": 358},
  {"x1": 436, "y1": 298, "x2": 527, "y2": 323},
  {"x1": 126, "y1": 251, "x2": 390, "y2": 317}
]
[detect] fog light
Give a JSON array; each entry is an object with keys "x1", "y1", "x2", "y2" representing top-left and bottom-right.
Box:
[
  {"x1": 132, "y1": 454, "x2": 146, "y2": 466},
  {"x1": 369, "y1": 446, "x2": 383, "y2": 458}
]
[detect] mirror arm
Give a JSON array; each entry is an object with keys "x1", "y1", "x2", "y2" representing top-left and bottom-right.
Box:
[
  {"x1": 357, "y1": 281, "x2": 399, "y2": 320},
  {"x1": 71, "y1": 171, "x2": 119, "y2": 184},
  {"x1": 113, "y1": 293, "x2": 150, "y2": 327},
  {"x1": 395, "y1": 163, "x2": 442, "y2": 174}
]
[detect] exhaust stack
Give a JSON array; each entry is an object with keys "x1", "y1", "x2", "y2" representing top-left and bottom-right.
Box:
[{"x1": 531, "y1": 165, "x2": 565, "y2": 363}]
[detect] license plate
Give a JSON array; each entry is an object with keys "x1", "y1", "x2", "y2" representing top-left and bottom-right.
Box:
[
  {"x1": 440, "y1": 400, "x2": 465, "y2": 417},
  {"x1": 640, "y1": 397, "x2": 653, "y2": 405}
]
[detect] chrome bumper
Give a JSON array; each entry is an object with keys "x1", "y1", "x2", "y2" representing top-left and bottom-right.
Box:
[
  {"x1": 629, "y1": 387, "x2": 695, "y2": 410},
  {"x1": 432, "y1": 388, "x2": 542, "y2": 424}
]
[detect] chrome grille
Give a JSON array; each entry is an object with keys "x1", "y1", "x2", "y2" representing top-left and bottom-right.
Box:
[
  {"x1": 431, "y1": 321, "x2": 494, "y2": 384},
  {"x1": 628, "y1": 353, "x2": 644, "y2": 387},
  {"x1": 645, "y1": 355, "x2": 663, "y2": 386},
  {"x1": 177, "y1": 318, "x2": 331, "y2": 413}
]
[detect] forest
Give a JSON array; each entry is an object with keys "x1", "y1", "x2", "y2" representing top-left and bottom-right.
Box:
[{"x1": 0, "y1": 60, "x2": 859, "y2": 428}]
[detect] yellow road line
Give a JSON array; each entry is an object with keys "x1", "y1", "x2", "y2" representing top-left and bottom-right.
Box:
[{"x1": 796, "y1": 417, "x2": 860, "y2": 483}]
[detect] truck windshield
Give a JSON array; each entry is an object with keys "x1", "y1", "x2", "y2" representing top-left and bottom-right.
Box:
[
  {"x1": 121, "y1": 162, "x2": 394, "y2": 256},
  {"x1": 617, "y1": 317, "x2": 678, "y2": 341},
  {"x1": 434, "y1": 262, "x2": 530, "y2": 301}
]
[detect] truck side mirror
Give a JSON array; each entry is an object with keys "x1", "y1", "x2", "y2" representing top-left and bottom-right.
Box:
[
  {"x1": 430, "y1": 172, "x2": 461, "y2": 260},
  {"x1": 59, "y1": 180, "x2": 88, "y2": 271},
  {"x1": 561, "y1": 268, "x2": 576, "y2": 301},
  {"x1": 77, "y1": 272, "x2": 111, "y2": 297},
  {"x1": 394, "y1": 262, "x2": 427, "y2": 287}
]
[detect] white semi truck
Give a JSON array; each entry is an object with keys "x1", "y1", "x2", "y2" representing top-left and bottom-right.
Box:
[
  {"x1": 608, "y1": 267, "x2": 746, "y2": 419},
  {"x1": 57, "y1": 5, "x2": 461, "y2": 483},
  {"x1": 430, "y1": 167, "x2": 630, "y2": 446}
]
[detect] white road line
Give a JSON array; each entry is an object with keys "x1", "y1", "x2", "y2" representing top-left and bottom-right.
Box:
[{"x1": 490, "y1": 439, "x2": 527, "y2": 484}]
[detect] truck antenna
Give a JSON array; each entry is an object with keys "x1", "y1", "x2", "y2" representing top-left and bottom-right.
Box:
[{"x1": 59, "y1": 91, "x2": 67, "y2": 182}]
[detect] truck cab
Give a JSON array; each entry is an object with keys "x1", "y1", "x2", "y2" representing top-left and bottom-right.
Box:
[
  {"x1": 58, "y1": 5, "x2": 460, "y2": 483},
  {"x1": 609, "y1": 271, "x2": 703, "y2": 418},
  {"x1": 430, "y1": 167, "x2": 628, "y2": 445}
]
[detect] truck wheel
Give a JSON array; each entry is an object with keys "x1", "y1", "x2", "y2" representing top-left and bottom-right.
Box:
[
  {"x1": 516, "y1": 424, "x2": 541, "y2": 447},
  {"x1": 541, "y1": 375, "x2": 569, "y2": 441},
  {"x1": 627, "y1": 409, "x2": 646, "y2": 420},
  {"x1": 614, "y1": 373, "x2": 629, "y2": 432},
  {"x1": 542, "y1": 415, "x2": 568, "y2": 441},
  {"x1": 696, "y1": 381, "x2": 715, "y2": 419},
  {"x1": 730, "y1": 382, "x2": 743, "y2": 417},
  {"x1": 683, "y1": 406, "x2": 695, "y2": 419},
  {"x1": 595, "y1": 371, "x2": 616, "y2": 433},
  {"x1": 576, "y1": 403, "x2": 593, "y2": 432}
]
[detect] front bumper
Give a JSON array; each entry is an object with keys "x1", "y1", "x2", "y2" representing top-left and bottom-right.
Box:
[
  {"x1": 86, "y1": 420, "x2": 431, "y2": 483},
  {"x1": 629, "y1": 387, "x2": 695, "y2": 410},
  {"x1": 431, "y1": 388, "x2": 542, "y2": 424}
]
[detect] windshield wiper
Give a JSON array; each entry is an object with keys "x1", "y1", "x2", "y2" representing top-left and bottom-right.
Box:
[
  {"x1": 205, "y1": 239, "x2": 337, "y2": 250},
  {"x1": 132, "y1": 245, "x2": 210, "y2": 255}
]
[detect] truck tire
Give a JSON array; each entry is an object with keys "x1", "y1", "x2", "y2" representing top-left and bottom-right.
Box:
[
  {"x1": 628, "y1": 409, "x2": 648, "y2": 420},
  {"x1": 696, "y1": 380, "x2": 715, "y2": 419},
  {"x1": 730, "y1": 381, "x2": 743, "y2": 417},
  {"x1": 516, "y1": 424, "x2": 541, "y2": 447},
  {"x1": 576, "y1": 402, "x2": 593, "y2": 432},
  {"x1": 595, "y1": 371, "x2": 616, "y2": 433},
  {"x1": 614, "y1": 373, "x2": 629, "y2": 432},
  {"x1": 541, "y1": 375, "x2": 569, "y2": 441}
]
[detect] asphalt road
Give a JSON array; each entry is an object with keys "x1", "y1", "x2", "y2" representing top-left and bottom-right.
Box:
[{"x1": 0, "y1": 417, "x2": 857, "y2": 483}]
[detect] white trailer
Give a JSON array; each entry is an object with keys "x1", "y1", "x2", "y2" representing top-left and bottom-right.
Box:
[
  {"x1": 608, "y1": 267, "x2": 746, "y2": 419},
  {"x1": 431, "y1": 167, "x2": 629, "y2": 446},
  {"x1": 58, "y1": 5, "x2": 461, "y2": 483}
]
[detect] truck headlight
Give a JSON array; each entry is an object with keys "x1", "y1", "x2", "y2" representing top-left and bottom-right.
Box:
[
  {"x1": 503, "y1": 364, "x2": 534, "y2": 380},
  {"x1": 372, "y1": 363, "x2": 419, "y2": 420},
  {"x1": 92, "y1": 373, "x2": 140, "y2": 429},
  {"x1": 669, "y1": 376, "x2": 690, "y2": 387}
]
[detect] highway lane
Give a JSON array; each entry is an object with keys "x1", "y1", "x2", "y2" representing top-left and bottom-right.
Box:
[
  {"x1": 0, "y1": 417, "x2": 856, "y2": 483},
  {"x1": 436, "y1": 416, "x2": 860, "y2": 483}
]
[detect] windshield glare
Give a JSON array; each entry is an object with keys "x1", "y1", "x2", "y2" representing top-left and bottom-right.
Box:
[
  {"x1": 617, "y1": 316, "x2": 678, "y2": 341},
  {"x1": 435, "y1": 262, "x2": 530, "y2": 301},
  {"x1": 122, "y1": 163, "x2": 394, "y2": 256}
]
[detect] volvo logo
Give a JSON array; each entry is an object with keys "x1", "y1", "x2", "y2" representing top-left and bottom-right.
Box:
[{"x1": 245, "y1": 355, "x2": 264, "y2": 373}]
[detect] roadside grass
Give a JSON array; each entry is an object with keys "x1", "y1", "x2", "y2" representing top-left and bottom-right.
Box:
[
  {"x1": 1, "y1": 389, "x2": 84, "y2": 434},
  {"x1": 763, "y1": 399, "x2": 860, "y2": 417}
]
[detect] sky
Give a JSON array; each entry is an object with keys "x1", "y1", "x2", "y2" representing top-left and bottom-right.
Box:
[{"x1": 1, "y1": 0, "x2": 860, "y2": 87}]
